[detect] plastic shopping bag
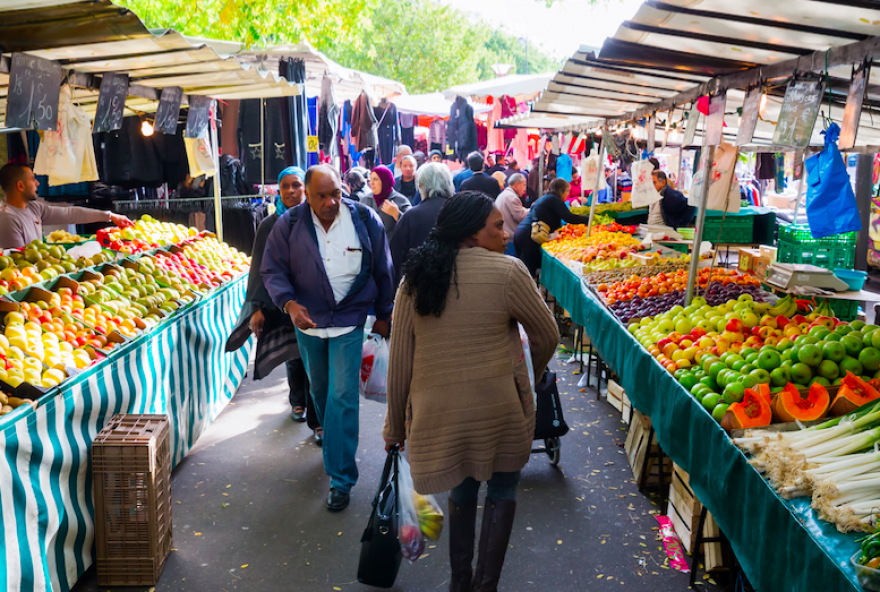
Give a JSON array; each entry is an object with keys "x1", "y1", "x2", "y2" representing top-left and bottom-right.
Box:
[
  {"x1": 34, "y1": 85, "x2": 99, "y2": 186},
  {"x1": 688, "y1": 142, "x2": 740, "y2": 213},
  {"x1": 397, "y1": 454, "x2": 443, "y2": 562},
  {"x1": 631, "y1": 159, "x2": 663, "y2": 208},
  {"x1": 805, "y1": 122, "x2": 862, "y2": 239},
  {"x1": 359, "y1": 333, "x2": 389, "y2": 403},
  {"x1": 519, "y1": 323, "x2": 537, "y2": 406},
  {"x1": 582, "y1": 147, "x2": 607, "y2": 190}
]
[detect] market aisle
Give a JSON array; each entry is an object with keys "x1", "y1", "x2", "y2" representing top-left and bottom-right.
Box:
[{"x1": 73, "y1": 347, "x2": 712, "y2": 592}]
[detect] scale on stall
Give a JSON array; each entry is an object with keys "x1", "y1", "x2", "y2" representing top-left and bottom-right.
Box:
[{"x1": 765, "y1": 263, "x2": 850, "y2": 291}]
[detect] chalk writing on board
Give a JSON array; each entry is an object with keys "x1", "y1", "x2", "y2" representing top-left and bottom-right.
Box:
[
  {"x1": 155, "y1": 86, "x2": 184, "y2": 135},
  {"x1": 92, "y1": 73, "x2": 129, "y2": 133},
  {"x1": 5, "y1": 53, "x2": 63, "y2": 131},
  {"x1": 185, "y1": 95, "x2": 212, "y2": 139},
  {"x1": 772, "y1": 78, "x2": 824, "y2": 148},
  {"x1": 840, "y1": 64, "x2": 870, "y2": 151},
  {"x1": 736, "y1": 86, "x2": 763, "y2": 147}
]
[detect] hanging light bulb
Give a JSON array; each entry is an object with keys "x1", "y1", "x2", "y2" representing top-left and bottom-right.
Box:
[{"x1": 140, "y1": 115, "x2": 154, "y2": 137}]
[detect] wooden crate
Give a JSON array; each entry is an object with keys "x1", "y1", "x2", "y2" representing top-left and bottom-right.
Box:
[
  {"x1": 667, "y1": 463, "x2": 724, "y2": 572},
  {"x1": 606, "y1": 379, "x2": 632, "y2": 423},
  {"x1": 625, "y1": 410, "x2": 671, "y2": 485}
]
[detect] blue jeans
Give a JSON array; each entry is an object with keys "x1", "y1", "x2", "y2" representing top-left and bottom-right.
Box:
[
  {"x1": 449, "y1": 471, "x2": 521, "y2": 506},
  {"x1": 295, "y1": 326, "x2": 365, "y2": 494}
]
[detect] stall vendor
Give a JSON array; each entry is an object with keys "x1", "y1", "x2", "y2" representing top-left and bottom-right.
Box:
[
  {"x1": 651, "y1": 170, "x2": 695, "y2": 229},
  {"x1": 0, "y1": 163, "x2": 132, "y2": 249}
]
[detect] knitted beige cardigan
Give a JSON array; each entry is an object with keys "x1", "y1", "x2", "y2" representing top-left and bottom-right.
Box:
[{"x1": 383, "y1": 248, "x2": 559, "y2": 494}]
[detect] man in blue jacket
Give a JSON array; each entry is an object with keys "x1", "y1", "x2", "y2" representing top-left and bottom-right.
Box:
[
  {"x1": 262, "y1": 164, "x2": 394, "y2": 511},
  {"x1": 652, "y1": 170, "x2": 696, "y2": 229}
]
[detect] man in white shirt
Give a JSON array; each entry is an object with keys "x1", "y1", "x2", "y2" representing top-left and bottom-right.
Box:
[
  {"x1": 494, "y1": 173, "x2": 529, "y2": 256},
  {"x1": 262, "y1": 164, "x2": 395, "y2": 511}
]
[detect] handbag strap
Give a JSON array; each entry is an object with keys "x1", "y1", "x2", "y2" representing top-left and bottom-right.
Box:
[{"x1": 371, "y1": 446, "x2": 398, "y2": 510}]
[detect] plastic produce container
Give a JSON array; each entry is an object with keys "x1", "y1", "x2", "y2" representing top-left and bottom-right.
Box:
[
  {"x1": 852, "y1": 552, "x2": 880, "y2": 592},
  {"x1": 834, "y1": 268, "x2": 867, "y2": 291},
  {"x1": 777, "y1": 224, "x2": 857, "y2": 271}
]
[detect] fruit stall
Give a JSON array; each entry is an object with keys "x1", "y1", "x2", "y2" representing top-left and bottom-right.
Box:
[
  {"x1": 0, "y1": 219, "x2": 253, "y2": 592},
  {"x1": 538, "y1": 219, "x2": 880, "y2": 591}
]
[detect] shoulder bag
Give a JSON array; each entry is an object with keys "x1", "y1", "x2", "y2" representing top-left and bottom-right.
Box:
[{"x1": 357, "y1": 446, "x2": 402, "y2": 588}]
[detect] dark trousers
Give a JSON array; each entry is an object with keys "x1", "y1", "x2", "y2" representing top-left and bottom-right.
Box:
[
  {"x1": 449, "y1": 471, "x2": 521, "y2": 505},
  {"x1": 513, "y1": 225, "x2": 542, "y2": 277},
  {"x1": 286, "y1": 359, "x2": 320, "y2": 431}
]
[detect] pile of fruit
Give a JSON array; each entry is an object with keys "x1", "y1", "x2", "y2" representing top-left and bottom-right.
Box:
[
  {"x1": 543, "y1": 226, "x2": 646, "y2": 271},
  {"x1": 0, "y1": 240, "x2": 116, "y2": 295},
  {"x1": 572, "y1": 202, "x2": 632, "y2": 216},
  {"x1": 631, "y1": 293, "x2": 880, "y2": 426},
  {"x1": 0, "y1": 391, "x2": 37, "y2": 416},
  {"x1": 593, "y1": 222, "x2": 639, "y2": 234},
  {"x1": 97, "y1": 216, "x2": 198, "y2": 254},
  {"x1": 46, "y1": 230, "x2": 90, "y2": 244}
]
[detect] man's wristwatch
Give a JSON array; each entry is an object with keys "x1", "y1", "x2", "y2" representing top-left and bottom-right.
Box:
[{"x1": 283, "y1": 300, "x2": 294, "y2": 315}]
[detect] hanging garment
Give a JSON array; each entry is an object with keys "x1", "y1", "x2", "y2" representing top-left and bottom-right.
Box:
[
  {"x1": 555, "y1": 154, "x2": 573, "y2": 182},
  {"x1": 151, "y1": 121, "x2": 189, "y2": 189},
  {"x1": 476, "y1": 122, "x2": 488, "y2": 151},
  {"x1": 500, "y1": 95, "x2": 517, "y2": 141},
  {"x1": 512, "y1": 129, "x2": 529, "y2": 170},
  {"x1": 220, "y1": 100, "x2": 240, "y2": 159},
  {"x1": 239, "y1": 98, "x2": 288, "y2": 186},
  {"x1": 487, "y1": 101, "x2": 504, "y2": 153},
  {"x1": 351, "y1": 92, "x2": 378, "y2": 153},
  {"x1": 446, "y1": 96, "x2": 478, "y2": 158},
  {"x1": 280, "y1": 58, "x2": 309, "y2": 170},
  {"x1": 755, "y1": 152, "x2": 775, "y2": 180},
  {"x1": 374, "y1": 102, "x2": 400, "y2": 165},
  {"x1": 805, "y1": 123, "x2": 862, "y2": 238},
  {"x1": 101, "y1": 116, "x2": 163, "y2": 188},
  {"x1": 400, "y1": 112, "x2": 416, "y2": 150},
  {"x1": 34, "y1": 85, "x2": 99, "y2": 187},
  {"x1": 428, "y1": 119, "x2": 446, "y2": 151},
  {"x1": 318, "y1": 77, "x2": 339, "y2": 159}
]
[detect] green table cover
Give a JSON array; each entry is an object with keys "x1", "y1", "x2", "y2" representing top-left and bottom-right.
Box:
[
  {"x1": 0, "y1": 275, "x2": 252, "y2": 592},
  {"x1": 540, "y1": 251, "x2": 861, "y2": 592}
]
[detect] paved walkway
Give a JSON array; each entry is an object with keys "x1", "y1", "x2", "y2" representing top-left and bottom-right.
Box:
[{"x1": 74, "y1": 347, "x2": 716, "y2": 592}]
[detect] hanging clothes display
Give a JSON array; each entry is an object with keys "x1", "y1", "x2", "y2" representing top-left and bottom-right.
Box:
[
  {"x1": 400, "y1": 112, "x2": 416, "y2": 150},
  {"x1": 755, "y1": 152, "x2": 776, "y2": 180},
  {"x1": 476, "y1": 122, "x2": 488, "y2": 151},
  {"x1": 100, "y1": 116, "x2": 163, "y2": 189},
  {"x1": 279, "y1": 58, "x2": 309, "y2": 170},
  {"x1": 220, "y1": 100, "x2": 240, "y2": 159},
  {"x1": 318, "y1": 77, "x2": 339, "y2": 159},
  {"x1": 351, "y1": 91, "x2": 378, "y2": 153},
  {"x1": 556, "y1": 153, "x2": 573, "y2": 182},
  {"x1": 428, "y1": 118, "x2": 446, "y2": 154},
  {"x1": 447, "y1": 96, "x2": 478, "y2": 159},
  {"x1": 487, "y1": 101, "x2": 504, "y2": 153},
  {"x1": 238, "y1": 98, "x2": 288, "y2": 186},
  {"x1": 373, "y1": 100, "x2": 400, "y2": 165},
  {"x1": 500, "y1": 95, "x2": 517, "y2": 141}
]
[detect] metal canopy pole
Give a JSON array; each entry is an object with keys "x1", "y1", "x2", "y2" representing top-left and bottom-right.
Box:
[
  {"x1": 210, "y1": 100, "x2": 223, "y2": 242},
  {"x1": 684, "y1": 144, "x2": 716, "y2": 306},
  {"x1": 791, "y1": 151, "x2": 806, "y2": 225},
  {"x1": 586, "y1": 132, "x2": 606, "y2": 238},
  {"x1": 260, "y1": 98, "x2": 265, "y2": 197}
]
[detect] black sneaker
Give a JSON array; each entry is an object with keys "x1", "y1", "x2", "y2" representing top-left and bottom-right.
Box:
[
  {"x1": 326, "y1": 487, "x2": 350, "y2": 511},
  {"x1": 314, "y1": 428, "x2": 323, "y2": 447},
  {"x1": 290, "y1": 407, "x2": 306, "y2": 423}
]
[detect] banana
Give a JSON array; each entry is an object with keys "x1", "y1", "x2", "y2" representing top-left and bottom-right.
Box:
[
  {"x1": 785, "y1": 299, "x2": 799, "y2": 318},
  {"x1": 768, "y1": 295, "x2": 794, "y2": 317}
]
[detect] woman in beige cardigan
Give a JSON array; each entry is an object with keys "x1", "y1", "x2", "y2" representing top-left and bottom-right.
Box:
[{"x1": 384, "y1": 191, "x2": 558, "y2": 592}]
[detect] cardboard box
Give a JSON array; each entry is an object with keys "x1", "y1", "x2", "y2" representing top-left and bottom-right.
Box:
[
  {"x1": 666, "y1": 463, "x2": 725, "y2": 572},
  {"x1": 752, "y1": 256, "x2": 772, "y2": 279},
  {"x1": 759, "y1": 245, "x2": 778, "y2": 261},
  {"x1": 737, "y1": 248, "x2": 761, "y2": 273}
]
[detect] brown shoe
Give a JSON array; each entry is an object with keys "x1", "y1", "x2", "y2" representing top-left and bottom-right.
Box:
[
  {"x1": 471, "y1": 498, "x2": 516, "y2": 592},
  {"x1": 449, "y1": 497, "x2": 478, "y2": 592}
]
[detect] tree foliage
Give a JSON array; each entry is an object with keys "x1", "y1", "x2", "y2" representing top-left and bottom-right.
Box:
[{"x1": 119, "y1": 0, "x2": 562, "y2": 94}]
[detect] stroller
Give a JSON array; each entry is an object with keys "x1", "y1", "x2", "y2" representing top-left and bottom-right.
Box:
[{"x1": 520, "y1": 326, "x2": 569, "y2": 467}]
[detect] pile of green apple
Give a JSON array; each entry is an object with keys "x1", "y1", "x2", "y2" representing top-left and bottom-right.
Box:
[{"x1": 630, "y1": 294, "x2": 878, "y2": 423}]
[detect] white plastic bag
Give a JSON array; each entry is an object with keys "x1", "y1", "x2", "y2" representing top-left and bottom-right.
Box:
[
  {"x1": 184, "y1": 137, "x2": 216, "y2": 178},
  {"x1": 688, "y1": 142, "x2": 740, "y2": 213},
  {"x1": 518, "y1": 324, "x2": 537, "y2": 406},
  {"x1": 631, "y1": 159, "x2": 663, "y2": 208},
  {"x1": 582, "y1": 147, "x2": 607, "y2": 190},
  {"x1": 34, "y1": 85, "x2": 99, "y2": 186},
  {"x1": 359, "y1": 333, "x2": 389, "y2": 403},
  {"x1": 397, "y1": 454, "x2": 443, "y2": 562}
]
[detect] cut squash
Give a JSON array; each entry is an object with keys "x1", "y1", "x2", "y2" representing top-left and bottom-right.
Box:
[
  {"x1": 722, "y1": 388, "x2": 773, "y2": 431},
  {"x1": 830, "y1": 372, "x2": 880, "y2": 416},
  {"x1": 774, "y1": 383, "x2": 830, "y2": 423}
]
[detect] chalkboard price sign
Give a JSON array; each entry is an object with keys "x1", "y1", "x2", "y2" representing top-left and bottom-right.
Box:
[
  {"x1": 185, "y1": 95, "x2": 212, "y2": 139},
  {"x1": 772, "y1": 78, "x2": 825, "y2": 148},
  {"x1": 839, "y1": 64, "x2": 870, "y2": 151},
  {"x1": 736, "y1": 86, "x2": 763, "y2": 146},
  {"x1": 92, "y1": 73, "x2": 129, "y2": 133},
  {"x1": 155, "y1": 86, "x2": 184, "y2": 135},
  {"x1": 5, "y1": 53, "x2": 63, "y2": 131}
]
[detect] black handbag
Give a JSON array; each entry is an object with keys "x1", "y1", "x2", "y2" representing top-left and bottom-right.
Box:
[
  {"x1": 534, "y1": 370, "x2": 570, "y2": 440},
  {"x1": 357, "y1": 447, "x2": 402, "y2": 588}
]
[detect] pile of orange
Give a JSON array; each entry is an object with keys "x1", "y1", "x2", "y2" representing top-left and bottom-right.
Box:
[{"x1": 597, "y1": 268, "x2": 761, "y2": 303}]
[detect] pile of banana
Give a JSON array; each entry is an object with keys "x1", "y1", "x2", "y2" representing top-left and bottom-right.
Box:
[
  {"x1": 415, "y1": 493, "x2": 444, "y2": 540},
  {"x1": 767, "y1": 294, "x2": 799, "y2": 318}
]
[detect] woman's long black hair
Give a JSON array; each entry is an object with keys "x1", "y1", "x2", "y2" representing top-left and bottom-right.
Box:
[{"x1": 402, "y1": 191, "x2": 495, "y2": 317}]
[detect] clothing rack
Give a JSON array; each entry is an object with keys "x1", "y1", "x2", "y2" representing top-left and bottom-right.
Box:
[{"x1": 114, "y1": 195, "x2": 266, "y2": 210}]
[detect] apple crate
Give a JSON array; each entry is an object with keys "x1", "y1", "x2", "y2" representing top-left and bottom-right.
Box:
[{"x1": 93, "y1": 414, "x2": 172, "y2": 587}]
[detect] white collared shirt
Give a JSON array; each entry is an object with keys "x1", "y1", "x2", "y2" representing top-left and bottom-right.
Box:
[{"x1": 301, "y1": 205, "x2": 362, "y2": 338}]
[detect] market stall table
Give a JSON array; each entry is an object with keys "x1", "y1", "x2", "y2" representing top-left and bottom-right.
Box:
[
  {"x1": 539, "y1": 249, "x2": 861, "y2": 592},
  {"x1": 0, "y1": 275, "x2": 252, "y2": 592}
]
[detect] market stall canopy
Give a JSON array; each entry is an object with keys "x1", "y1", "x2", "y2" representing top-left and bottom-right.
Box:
[
  {"x1": 392, "y1": 92, "x2": 491, "y2": 119},
  {"x1": 0, "y1": 0, "x2": 406, "y2": 129},
  {"x1": 501, "y1": 1, "x2": 880, "y2": 149},
  {"x1": 442, "y1": 73, "x2": 554, "y2": 104}
]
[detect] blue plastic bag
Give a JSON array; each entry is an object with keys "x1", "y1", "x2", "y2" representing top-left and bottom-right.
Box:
[{"x1": 805, "y1": 123, "x2": 862, "y2": 238}]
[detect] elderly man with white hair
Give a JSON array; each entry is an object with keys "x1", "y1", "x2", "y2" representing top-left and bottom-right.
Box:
[
  {"x1": 495, "y1": 172, "x2": 529, "y2": 256},
  {"x1": 389, "y1": 162, "x2": 455, "y2": 284}
]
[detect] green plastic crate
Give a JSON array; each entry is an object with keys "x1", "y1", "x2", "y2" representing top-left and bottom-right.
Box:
[
  {"x1": 662, "y1": 242, "x2": 690, "y2": 253},
  {"x1": 776, "y1": 224, "x2": 856, "y2": 270},
  {"x1": 830, "y1": 299, "x2": 860, "y2": 322},
  {"x1": 701, "y1": 215, "x2": 754, "y2": 244},
  {"x1": 777, "y1": 224, "x2": 857, "y2": 246}
]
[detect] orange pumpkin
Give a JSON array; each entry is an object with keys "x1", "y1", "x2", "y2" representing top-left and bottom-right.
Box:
[
  {"x1": 722, "y1": 388, "x2": 773, "y2": 431},
  {"x1": 773, "y1": 383, "x2": 830, "y2": 423},
  {"x1": 829, "y1": 372, "x2": 880, "y2": 416}
]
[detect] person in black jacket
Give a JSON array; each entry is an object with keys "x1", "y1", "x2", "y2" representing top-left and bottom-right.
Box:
[
  {"x1": 461, "y1": 152, "x2": 501, "y2": 199},
  {"x1": 514, "y1": 178, "x2": 592, "y2": 277},
  {"x1": 389, "y1": 162, "x2": 454, "y2": 285},
  {"x1": 653, "y1": 170, "x2": 696, "y2": 228}
]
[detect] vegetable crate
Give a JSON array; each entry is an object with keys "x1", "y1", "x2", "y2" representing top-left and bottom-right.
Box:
[
  {"x1": 702, "y1": 215, "x2": 754, "y2": 244},
  {"x1": 830, "y1": 299, "x2": 861, "y2": 322},
  {"x1": 625, "y1": 410, "x2": 672, "y2": 486},
  {"x1": 777, "y1": 224, "x2": 857, "y2": 271},
  {"x1": 93, "y1": 414, "x2": 172, "y2": 587},
  {"x1": 667, "y1": 463, "x2": 725, "y2": 572}
]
